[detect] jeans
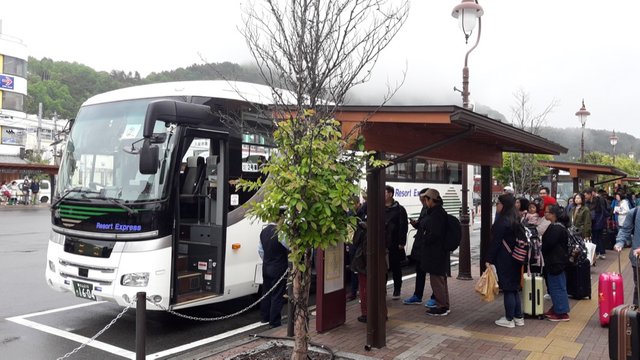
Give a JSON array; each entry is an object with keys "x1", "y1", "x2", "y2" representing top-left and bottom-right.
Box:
[
  {"x1": 503, "y1": 290, "x2": 523, "y2": 321},
  {"x1": 547, "y1": 271, "x2": 570, "y2": 314},
  {"x1": 592, "y1": 229, "x2": 605, "y2": 255}
]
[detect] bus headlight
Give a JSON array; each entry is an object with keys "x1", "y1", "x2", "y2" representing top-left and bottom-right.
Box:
[
  {"x1": 50, "y1": 230, "x2": 64, "y2": 245},
  {"x1": 121, "y1": 272, "x2": 149, "y2": 287}
]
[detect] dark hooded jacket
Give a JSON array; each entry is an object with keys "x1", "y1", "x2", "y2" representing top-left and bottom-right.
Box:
[{"x1": 420, "y1": 204, "x2": 448, "y2": 276}]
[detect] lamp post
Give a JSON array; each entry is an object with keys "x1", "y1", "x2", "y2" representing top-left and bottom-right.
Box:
[
  {"x1": 575, "y1": 100, "x2": 590, "y2": 163},
  {"x1": 452, "y1": 0, "x2": 484, "y2": 110},
  {"x1": 451, "y1": 0, "x2": 483, "y2": 281},
  {"x1": 610, "y1": 130, "x2": 618, "y2": 164}
]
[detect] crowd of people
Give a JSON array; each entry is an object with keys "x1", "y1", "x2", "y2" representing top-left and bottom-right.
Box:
[
  {"x1": 487, "y1": 185, "x2": 640, "y2": 327},
  {"x1": 0, "y1": 177, "x2": 41, "y2": 205},
  {"x1": 257, "y1": 183, "x2": 640, "y2": 331}
]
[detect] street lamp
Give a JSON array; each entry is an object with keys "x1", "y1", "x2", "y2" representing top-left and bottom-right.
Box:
[
  {"x1": 610, "y1": 130, "x2": 618, "y2": 164},
  {"x1": 575, "y1": 100, "x2": 590, "y2": 163},
  {"x1": 452, "y1": 0, "x2": 484, "y2": 110},
  {"x1": 452, "y1": 0, "x2": 484, "y2": 282}
]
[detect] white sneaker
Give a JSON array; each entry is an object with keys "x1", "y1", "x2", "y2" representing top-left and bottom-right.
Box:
[
  {"x1": 543, "y1": 294, "x2": 551, "y2": 301},
  {"x1": 514, "y1": 317, "x2": 525, "y2": 326},
  {"x1": 495, "y1": 317, "x2": 515, "y2": 328}
]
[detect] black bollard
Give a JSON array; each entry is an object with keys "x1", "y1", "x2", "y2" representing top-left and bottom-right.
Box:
[
  {"x1": 136, "y1": 292, "x2": 146, "y2": 360},
  {"x1": 286, "y1": 278, "x2": 294, "y2": 337}
]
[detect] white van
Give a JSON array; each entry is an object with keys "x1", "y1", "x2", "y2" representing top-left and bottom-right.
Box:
[{"x1": 11, "y1": 179, "x2": 52, "y2": 204}]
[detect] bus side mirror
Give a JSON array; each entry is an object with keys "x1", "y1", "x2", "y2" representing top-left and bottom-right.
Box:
[{"x1": 139, "y1": 139, "x2": 159, "y2": 174}]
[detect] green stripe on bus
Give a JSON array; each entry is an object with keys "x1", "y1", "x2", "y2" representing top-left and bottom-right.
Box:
[
  {"x1": 61, "y1": 215, "x2": 91, "y2": 220},
  {"x1": 59, "y1": 209, "x2": 109, "y2": 216},
  {"x1": 59, "y1": 205, "x2": 126, "y2": 213}
]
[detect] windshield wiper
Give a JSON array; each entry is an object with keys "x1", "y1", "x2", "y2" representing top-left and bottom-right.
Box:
[
  {"x1": 96, "y1": 196, "x2": 138, "y2": 215},
  {"x1": 51, "y1": 187, "x2": 100, "y2": 209}
]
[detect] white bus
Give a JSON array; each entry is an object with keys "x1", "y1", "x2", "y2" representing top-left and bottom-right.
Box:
[
  {"x1": 45, "y1": 80, "x2": 467, "y2": 310},
  {"x1": 46, "y1": 81, "x2": 281, "y2": 310}
]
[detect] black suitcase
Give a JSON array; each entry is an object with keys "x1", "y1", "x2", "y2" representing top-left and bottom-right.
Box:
[
  {"x1": 565, "y1": 261, "x2": 591, "y2": 300},
  {"x1": 609, "y1": 260, "x2": 640, "y2": 359}
]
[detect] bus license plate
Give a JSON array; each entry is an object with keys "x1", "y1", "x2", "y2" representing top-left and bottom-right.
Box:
[{"x1": 73, "y1": 281, "x2": 97, "y2": 301}]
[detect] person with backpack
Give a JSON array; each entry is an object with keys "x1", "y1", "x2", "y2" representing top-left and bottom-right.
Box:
[
  {"x1": 420, "y1": 189, "x2": 451, "y2": 316},
  {"x1": 542, "y1": 204, "x2": 571, "y2": 322},
  {"x1": 403, "y1": 188, "x2": 437, "y2": 307},
  {"x1": 384, "y1": 185, "x2": 408, "y2": 300},
  {"x1": 487, "y1": 193, "x2": 525, "y2": 328},
  {"x1": 614, "y1": 207, "x2": 640, "y2": 306}
]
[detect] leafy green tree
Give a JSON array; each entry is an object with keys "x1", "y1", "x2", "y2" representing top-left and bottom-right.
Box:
[
  {"x1": 238, "y1": 1, "x2": 408, "y2": 358},
  {"x1": 494, "y1": 153, "x2": 553, "y2": 197},
  {"x1": 583, "y1": 151, "x2": 640, "y2": 193}
]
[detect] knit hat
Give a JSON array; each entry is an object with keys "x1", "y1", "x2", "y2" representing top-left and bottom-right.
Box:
[{"x1": 425, "y1": 188, "x2": 440, "y2": 200}]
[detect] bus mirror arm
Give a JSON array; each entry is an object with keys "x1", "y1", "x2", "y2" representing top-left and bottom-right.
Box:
[
  {"x1": 143, "y1": 100, "x2": 213, "y2": 138},
  {"x1": 139, "y1": 139, "x2": 159, "y2": 175}
]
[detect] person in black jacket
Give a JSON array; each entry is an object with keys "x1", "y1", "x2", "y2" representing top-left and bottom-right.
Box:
[
  {"x1": 541, "y1": 204, "x2": 571, "y2": 322},
  {"x1": 257, "y1": 211, "x2": 289, "y2": 328},
  {"x1": 487, "y1": 193, "x2": 525, "y2": 328},
  {"x1": 403, "y1": 188, "x2": 432, "y2": 305},
  {"x1": 384, "y1": 185, "x2": 408, "y2": 300},
  {"x1": 420, "y1": 189, "x2": 451, "y2": 316}
]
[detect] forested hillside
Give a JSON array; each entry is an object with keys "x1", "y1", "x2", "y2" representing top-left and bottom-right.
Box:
[
  {"x1": 25, "y1": 57, "x2": 638, "y2": 159},
  {"x1": 25, "y1": 57, "x2": 265, "y2": 119}
]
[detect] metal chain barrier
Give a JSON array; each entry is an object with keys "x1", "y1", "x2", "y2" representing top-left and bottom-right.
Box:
[
  {"x1": 55, "y1": 300, "x2": 136, "y2": 360},
  {"x1": 147, "y1": 268, "x2": 290, "y2": 321},
  {"x1": 53, "y1": 269, "x2": 289, "y2": 359}
]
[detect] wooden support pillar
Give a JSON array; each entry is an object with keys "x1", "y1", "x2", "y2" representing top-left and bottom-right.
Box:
[
  {"x1": 366, "y1": 154, "x2": 386, "y2": 349},
  {"x1": 479, "y1": 165, "x2": 492, "y2": 275}
]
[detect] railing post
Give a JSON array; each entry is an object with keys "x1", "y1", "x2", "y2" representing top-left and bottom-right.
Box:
[{"x1": 136, "y1": 292, "x2": 146, "y2": 360}]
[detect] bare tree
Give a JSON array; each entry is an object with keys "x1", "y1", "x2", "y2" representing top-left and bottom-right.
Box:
[
  {"x1": 239, "y1": 1, "x2": 409, "y2": 359},
  {"x1": 505, "y1": 89, "x2": 558, "y2": 196}
]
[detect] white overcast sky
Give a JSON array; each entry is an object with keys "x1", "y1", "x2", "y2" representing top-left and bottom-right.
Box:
[{"x1": 2, "y1": 1, "x2": 639, "y2": 138}]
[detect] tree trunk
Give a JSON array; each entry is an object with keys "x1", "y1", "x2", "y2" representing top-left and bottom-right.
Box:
[{"x1": 291, "y1": 249, "x2": 312, "y2": 360}]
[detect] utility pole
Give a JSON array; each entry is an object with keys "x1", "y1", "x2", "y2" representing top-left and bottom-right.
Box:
[
  {"x1": 53, "y1": 111, "x2": 59, "y2": 165},
  {"x1": 37, "y1": 102, "x2": 43, "y2": 156}
]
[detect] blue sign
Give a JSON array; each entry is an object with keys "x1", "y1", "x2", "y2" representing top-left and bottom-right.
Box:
[{"x1": 0, "y1": 75, "x2": 14, "y2": 90}]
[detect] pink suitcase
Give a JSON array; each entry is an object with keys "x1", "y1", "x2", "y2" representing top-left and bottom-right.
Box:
[{"x1": 599, "y1": 254, "x2": 625, "y2": 327}]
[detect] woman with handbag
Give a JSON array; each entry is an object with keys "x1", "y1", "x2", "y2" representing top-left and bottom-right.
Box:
[
  {"x1": 542, "y1": 204, "x2": 571, "y2": 321},
  {"x1": 487, "y1": 193, "x2": 525, "y2": 328}
]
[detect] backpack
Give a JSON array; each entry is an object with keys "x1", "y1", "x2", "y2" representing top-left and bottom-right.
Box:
[
  {"x1": 502, "y1": 223, "x2": 530, "y2": 265},
  {"x1": 566, "y1": 226, "x2": 588, "y2": 266},
  {"x1": 443, "y1": 214, "x2": 461, "y2": 252},
  {"x1": 525, "y1": 224, "x2": 543, "y2": 270}
]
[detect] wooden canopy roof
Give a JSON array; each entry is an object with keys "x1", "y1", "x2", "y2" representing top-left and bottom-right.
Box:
[
  {"x1": 336, "y1": 105, "x2": 567, "y2": 166},
  {"x1": 538, "y1": 159, "x2": 627, "y2": 180}
]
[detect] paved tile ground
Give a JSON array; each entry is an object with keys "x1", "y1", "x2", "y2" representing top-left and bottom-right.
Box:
[{"x1": 194, "y1": 248, "x2": 633, "y2": 360}]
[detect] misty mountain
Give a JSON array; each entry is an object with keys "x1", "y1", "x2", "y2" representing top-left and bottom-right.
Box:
[
  {"x1": 538, "y1": 127, "x2": 638, "y2": 161},
  {"x1": 24, "y1": 57, "x2": 639, "y2": 161}
]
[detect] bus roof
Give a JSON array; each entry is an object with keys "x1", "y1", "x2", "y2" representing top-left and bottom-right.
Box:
[{"x1": 82, "y1": 80, "x2": 288, "y2": 107}]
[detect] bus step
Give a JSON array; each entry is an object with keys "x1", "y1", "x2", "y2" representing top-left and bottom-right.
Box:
[{"x1": 177, "y1": 271, "x2": 202, "y2": 295}]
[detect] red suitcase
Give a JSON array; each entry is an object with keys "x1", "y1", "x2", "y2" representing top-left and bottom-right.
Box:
[
  {"x1": 600, "y1": 253, "x2": 625, "y2": 326},
  {"x1": 609, "y1": 255, "x2": 640, "y2": 359}
]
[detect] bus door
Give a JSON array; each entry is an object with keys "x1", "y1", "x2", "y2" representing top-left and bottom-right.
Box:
[{"x1": 174, "y1": 128, "x2": 229, "y2": 304}]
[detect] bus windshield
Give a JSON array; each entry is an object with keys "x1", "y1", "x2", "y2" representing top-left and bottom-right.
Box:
[{"x1": 57, "y1": 99, "x2": 174, "y2": 202}]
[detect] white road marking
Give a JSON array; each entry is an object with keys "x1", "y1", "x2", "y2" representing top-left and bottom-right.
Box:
[
  {"x1": 147, "y1": 322, "x2": 264, "y2": 359},
  {"x1": 7, "y1": 315, "x2": 135, "y2": 359},
  {"x1": 7, "y1": 302, "x2": 270, "y2": 360}
]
